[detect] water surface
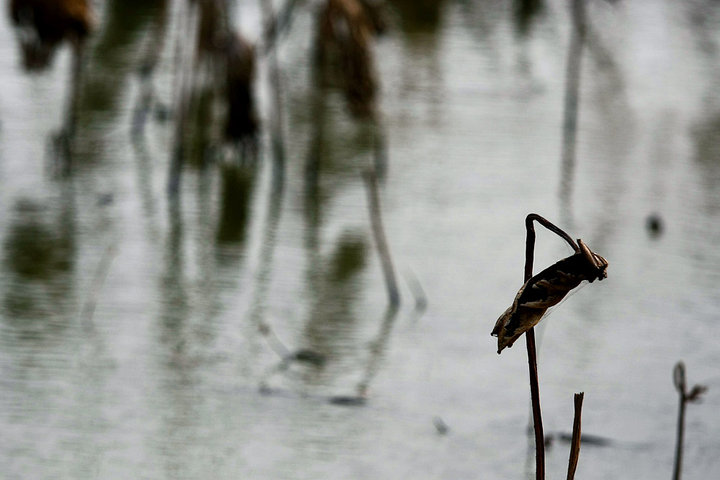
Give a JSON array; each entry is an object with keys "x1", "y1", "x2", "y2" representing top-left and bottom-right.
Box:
[{"x1": 1, "y1": 1, "x2": 720, "y2": 478}]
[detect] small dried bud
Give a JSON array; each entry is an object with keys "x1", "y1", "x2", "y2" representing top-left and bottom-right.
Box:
[
  {"x1": 686, "y1": 385, "x2": 708, "y2": 403},
  {"x1": 673, "y1": 362, "x2": 686, "y2": 394}
]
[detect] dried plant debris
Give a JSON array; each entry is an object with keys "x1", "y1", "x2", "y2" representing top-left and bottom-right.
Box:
[{"x1": 492, "y1": 239, "x2": 607, "y2": 354}]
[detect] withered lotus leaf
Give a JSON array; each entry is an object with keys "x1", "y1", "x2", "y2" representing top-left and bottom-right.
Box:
[{"x1": 492, "y1": 240, "x2": 607, "y2": 354}]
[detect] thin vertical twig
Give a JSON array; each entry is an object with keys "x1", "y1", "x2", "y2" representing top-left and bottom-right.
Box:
[
  {"x1": 525, "y1": 328, "x2": 544, "y2": 480},
  {"x1": 363, "y1": 168, "x2": 400, "y2": 310},
  {"x1": 566, "y1": 392, "x2": 585, "y2": 480},
  {"x1": 524, "y1": 217, "x2": 544, "y2": 480},
  {"x1": 671, "y1": 362, "x2": 706, "y2": 480},
  {"x1": 523, "y1": 213, "x2": 578, "y2": 480},
  {"x1": 673, "y1": 364, "x2": 686, "y2": 480}
]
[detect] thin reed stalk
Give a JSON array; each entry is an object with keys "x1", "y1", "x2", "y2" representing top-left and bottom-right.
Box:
[
  {"x1": 524, "y1": 328, "x2": 545, "y2": 480},
  {"x1": 672, "y1": 362, "x2": 707, "y2": 480},
  {"x1": 566, "y1": 392, "x2": 584, "y2": 480},
  {"x1": 522, "y1": 213, "x2": 581, "y2": 480},
  {"x1": 673, "y1": 381, "x2": 686, "y2": 480}
]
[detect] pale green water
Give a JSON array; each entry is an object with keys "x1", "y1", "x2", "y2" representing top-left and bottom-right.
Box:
[{"x1": 1, "y1": 1, "x2": 720, "y2": 479}]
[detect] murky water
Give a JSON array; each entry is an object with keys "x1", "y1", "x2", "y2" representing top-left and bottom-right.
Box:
[{"x1": 2, "y1": 1, "x2": 720, "y2": 478}]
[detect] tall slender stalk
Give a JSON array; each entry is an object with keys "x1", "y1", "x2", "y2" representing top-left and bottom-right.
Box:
[
  {"x1": 523, "y1": 213, "x2": 580, "y2": 480},
  {"x1": 524, "y1": 328, "x2": 545, "y2": 480},
  {"x1": 672, "y1": 362, "x2": 707, "y2": 480},
  {"x1": 523, "y1": 217, "x2": 545, "y2": 480},
  {"x1": 673, "y1": 379, "x2": 686, "y2": 480}
]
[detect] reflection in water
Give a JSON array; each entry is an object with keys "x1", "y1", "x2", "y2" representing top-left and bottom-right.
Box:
[
  {"x1": 362, "y1": 168, "x2": 400, "y2": 308},
  {"x1": 6, "y1": 1, "x2": 720, "y2": 478},
  {"x1": 282, "y1": 22, "x2": 404, "y2": 396},
  {"x1": 2, "y1": 195, "x2": 76, "y2": 323},
  {"x1": 170, "y1": 0, "x2": 260, "y2": 196},
  {"x1": 692, "y1": 111, "x2": 720, "y2": 214},
  {"x1": 559, "y1": 1, "x2": 628, "y2": 224},
  {"x1": 7, "y1": 0, "x2": 94, "y2": 71},
  {"x1": 7, "y1": 0, "x2": 96, "y2": 168},
  {"x1": 131, "y1": 138, "x2": 161, "y2": 239},
  {"x1": 513, "y1": 0, "x2": 544, "y2": 38},
  {"x1": 389, "y1": 0, "x2": 445, "y2": 35},
  {"x1": 216, "y1": 164, "x2": 257, "y2": 245},
  {"x1": 131, "y1": 0, "x2": 171, "y2": 138},
  {"x1": 159, "y1": 198, "x2": 188, "y2": 350},
  {"x1": 559, "y1": 0, "x2": 587, "y2": 212},
  {"x1": 301, "y1": 231, "x2": 367, "y2": 385},
  {"x1": 304, "y1": 89, "x2": 325, "y2": 240},
  {"x1": 687, "y1": 0, "x2": 720, "y2": 57},
  {"x1": 246, "y1": 163, "x2": 285, "y2": 356},
  {"x1": 356, "y1": 306, "x2": 399, "y2": 396},
  {"x1": 261, "y1": 0, "x2": 287, "y2": 183},
  {"x1": 155, "y1": 199, "x2": 198, "y2": 478},
  {"x1": 313, "y1": 0, "x2": 383, "y2": 118},
  {"x1": 80, "y1": 0, "x2": 167, "y2": 118}
]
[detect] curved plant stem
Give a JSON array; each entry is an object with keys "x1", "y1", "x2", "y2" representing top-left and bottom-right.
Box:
[{"x1": 524, "y1": 213, "x2": 577, "y2": 480}]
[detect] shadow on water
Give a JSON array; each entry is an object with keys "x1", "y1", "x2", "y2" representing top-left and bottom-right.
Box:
[{"x1": 2, "y1": 190, "x2": 76, "y2": 331}]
